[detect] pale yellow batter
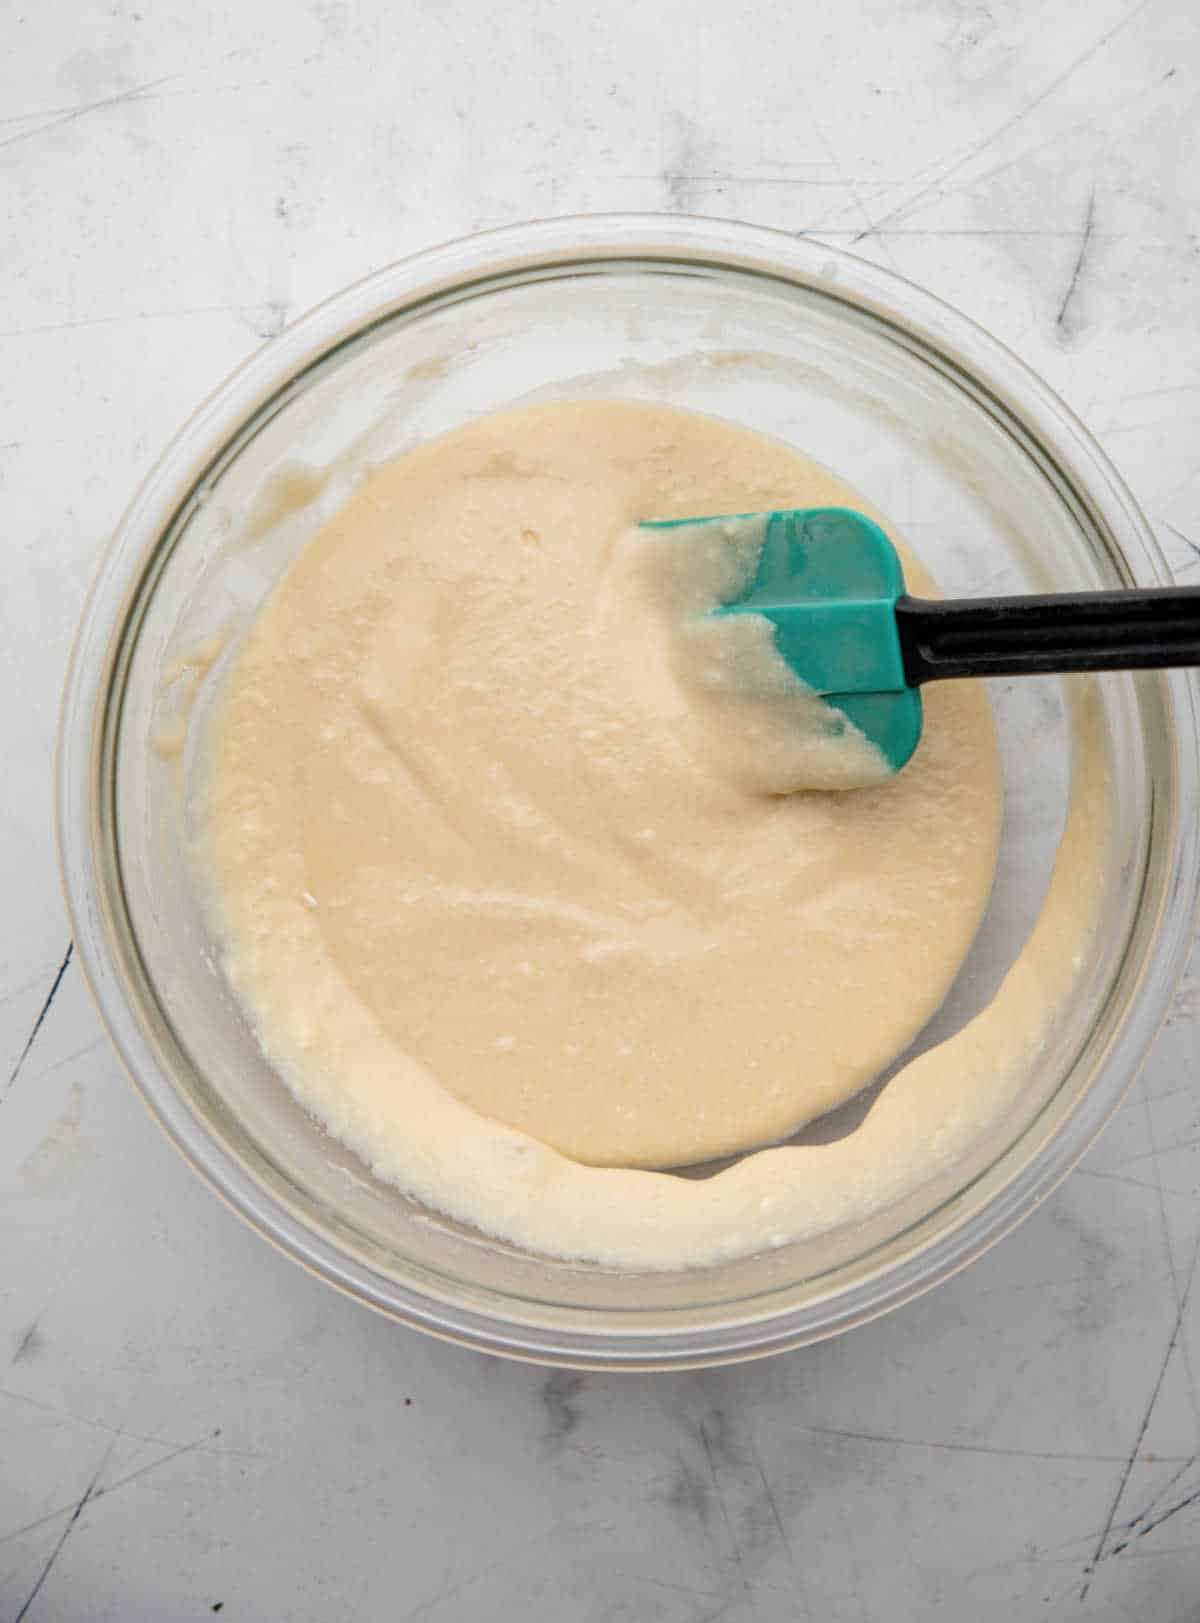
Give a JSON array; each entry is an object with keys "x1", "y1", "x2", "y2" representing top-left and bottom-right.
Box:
[{"x1": 196, "y1": 401, "x2": 1099, "y2": 1269}]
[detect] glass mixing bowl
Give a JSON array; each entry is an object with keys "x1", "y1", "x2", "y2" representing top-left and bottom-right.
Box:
[{"x1": 58, "y1": 216, "x2": 1200, "y2": 1368}]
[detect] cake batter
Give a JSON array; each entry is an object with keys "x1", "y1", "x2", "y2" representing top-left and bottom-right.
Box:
[{"x1": 194, "y1": 400, "x2": 1083, "y2": 1268}]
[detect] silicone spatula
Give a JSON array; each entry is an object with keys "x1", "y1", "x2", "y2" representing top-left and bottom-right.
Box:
[{"x1": 641, "y1": 507, "x2": 1200, "y2": 775}]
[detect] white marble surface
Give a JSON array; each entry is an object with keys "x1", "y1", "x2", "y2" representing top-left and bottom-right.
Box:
[{"x1": 4, "y1": 1, "x2": 1200, "y2": 1617}]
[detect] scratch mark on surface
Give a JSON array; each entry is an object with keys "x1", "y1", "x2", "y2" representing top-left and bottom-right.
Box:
[
  {"x1": 0, "y1": 1502, "x2": 82, "y2": 1553},
  {"x1": 851, "y1": 0, "x2": 1151, "y2": 241},
  {"x1": 839, "y1": 226, "x2": 1121, "y2": 239},
  {"x1": 1076, "y1": 1166, "x2": 1196, "y2": 1199},
  {"x1": 10, "y1": 1323, "x2": 41, "y2": 1367},
  {"x1": 804, "y1": 87, "x2": 901, "y2": 278},
  {"x1": 1114, "y1": 1454, "x2": 1199, "y2": 1550},
  {"x1": 973, "y1": 1266, "x2": 1166, "y2": 1299},
  {"x1": 1126, "y1": 384, "x2": 1200, "y2": 403},
  {"x1": 801, "y1": 57, "x2": 1171, "y2": 243},
  {"x1": 1104, "y1": 417, "x2": 1200, "y2": 440},
  {"x1": 540, "y1": 1370, "x2": 584, "y2": 1451},
  {"x1": 1160, "y1": 520, "x2": 1200, "y2": 563},
  {"x1": 395, "y1": 1528, "x2": 566, "y2": 1622},
  {"x1": 20, "y1": 1035, "x2": 106, "y2": 1090},
  {"x1": 1123, "y1": 1483, "x2": 1200, "y2": 1544},
  {"x1": 1138, "y1": 1062, "x2": 1200, "y2": 1439},
  {"x1": 0, "y1": 1384, "x2": 265, "y2": 1461},
  {"x1": 88, "y1": 1430, "x2": 220, "y2": 1505},
  {"x1": 802, "y1": 1422, "x2": 1168, "y2": 1465},
  {"x1": 4, "y1": 943, "x2": 73, "y2": 1101},
  {"x1": 0, "y1": 1431, "x2": 253, "y2": 1551},
  {"x1": 699, "y1": 1420, "x2": 756, "y2": 1610},
  {"x1": 4, "y1": 1203, "x2": 102, "y2": 1384},
  {"x1": 749, "y1": 1438, "x2": 793, "y2": 1560},
  {"x1": 0, "y1": 75, "x2": 269, "y2": 160},
  {"x1": 0, "y1": 78, "x2": 174, "y2": 154},
  {"x1": 0, "y1": 77, "x2": 265, "y2": 132},
  {"x1": 618, "y1": 173, "x2": 873, "y2": 188},
  {"x1": 746, "y1": 1427, "x2": 810, "y2": 1619},
  {"x1": 636, "y1": 1575, "x2": 722, "y2": 1601},
  {"x1": 1056, "y1": 187, "x2": 1097, "y2": 336},
  {"x1": 1142, "y1": 1078, "x2": 1200, "y2": 1104},
  {"x1": 12, "y1": 1433, "x2": 117, "y2": 1621},
  {"x1": 0, "y1": 302, "x2": 279, "y2": 341},
  {"x1": 1080, "y1": 1230, "x2": 1200, "y2": 1597},
  {"x1": 1113, "y1": 1132, "x2": 1200, "y2": 1167},
  {"x1": 0, "y1": 959, "x2": 69, "y2": 1012}
]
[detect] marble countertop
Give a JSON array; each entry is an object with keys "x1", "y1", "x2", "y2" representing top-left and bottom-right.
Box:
[{"x1": 4, "y1": 2, "x2": 1200, "y2": 1618}]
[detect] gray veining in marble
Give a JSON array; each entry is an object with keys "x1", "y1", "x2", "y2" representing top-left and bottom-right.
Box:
[{"x1": 4, "y1": 2, "x2": 1200, "y2": 1618}]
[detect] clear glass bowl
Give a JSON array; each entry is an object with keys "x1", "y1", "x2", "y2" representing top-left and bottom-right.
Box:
[{"x1": 58, "y1": 216, "x2": 1200, "y2": 1368}]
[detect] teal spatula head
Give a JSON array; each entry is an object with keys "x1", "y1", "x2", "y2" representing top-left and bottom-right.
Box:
[{"x1": 641, "y1": 508, "x2": 923, "y2": 774}]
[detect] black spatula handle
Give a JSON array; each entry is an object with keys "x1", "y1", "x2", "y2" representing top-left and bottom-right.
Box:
[{"x1": 896, "y1": 586, "x2": 1200, "y2": 685}]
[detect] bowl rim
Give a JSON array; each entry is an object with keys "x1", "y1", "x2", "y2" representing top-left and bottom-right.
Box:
[{"x1": 56, "y1": 212, "x2": 1200, "y2": 1368}]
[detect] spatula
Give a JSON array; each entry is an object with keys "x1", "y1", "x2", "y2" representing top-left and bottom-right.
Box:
[{"x1": 640, "y1": 507, "x2": 1200, "y2": 774}]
